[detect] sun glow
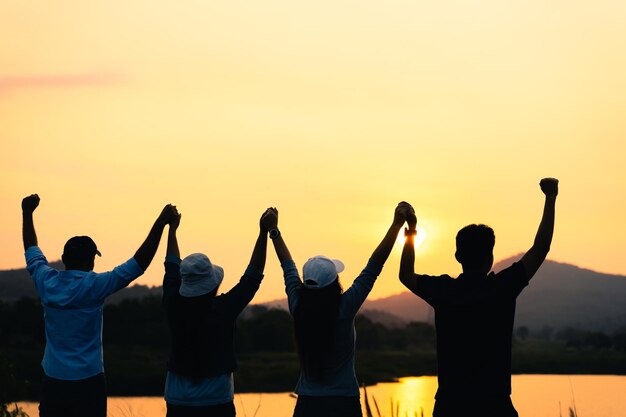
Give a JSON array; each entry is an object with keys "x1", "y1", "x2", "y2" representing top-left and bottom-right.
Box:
[{"x1": 397, "y1": 226, "x2": 428, "y2": 250}]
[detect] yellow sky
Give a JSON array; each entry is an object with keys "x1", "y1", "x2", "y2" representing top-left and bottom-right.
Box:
[{"x1": 1, "y1": 1, "x2": 625, "y2": 303}]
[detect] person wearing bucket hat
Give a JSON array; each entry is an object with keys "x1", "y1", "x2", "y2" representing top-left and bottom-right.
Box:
[
  {"x1": 21, "y1": 194, "x2": 179, "y2": 417},
  {"x1": 178, "y1": 253, "x2": 224, "y2": 297},
  {"x1": 162, "y1": 208, "x2": 270, "y2": 417},
  {"x1": 262, "y1": 203, "x2": 413, "y2": 417}
]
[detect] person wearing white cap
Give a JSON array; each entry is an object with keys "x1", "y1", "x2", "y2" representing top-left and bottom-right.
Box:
[
  {"x1": 161, "y1": 209, "x2": 270, "y2": 417},
  {"x1": 261, "y1": 203, "x2": 412, "y2": 417}
]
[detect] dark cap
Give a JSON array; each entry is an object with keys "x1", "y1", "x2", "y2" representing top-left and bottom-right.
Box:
[{"x1": 63, "y1": 236, "x2": 102, "y2": 259}]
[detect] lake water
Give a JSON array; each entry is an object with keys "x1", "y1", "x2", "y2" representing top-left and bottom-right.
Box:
[{"x1": 17, "y1": 375, "x2": 626, "y2": 417}]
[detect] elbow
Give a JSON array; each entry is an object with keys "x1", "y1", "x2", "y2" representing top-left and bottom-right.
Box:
[
  {"x1": 533, "y1": 243, "x2": 551, "y2": 257},
  {"x1": 399, "y1": 271, "x2": 412, "y2": 285},
  {"x1": 133, "y1": 256, "x2": 148, "y2": 272}
]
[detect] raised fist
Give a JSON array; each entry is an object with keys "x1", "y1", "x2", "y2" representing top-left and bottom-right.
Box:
[
  {"x1": 540, "y1": 178, "x2": 559, "y2": 198},
  {"x1": 22, "y1": 194, "x2": 40, "y2": 213}
]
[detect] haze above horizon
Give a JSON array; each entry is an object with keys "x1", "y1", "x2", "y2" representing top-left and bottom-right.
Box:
[{"x1": 2, "y1": 1, "x2": 625, "y2": 303}]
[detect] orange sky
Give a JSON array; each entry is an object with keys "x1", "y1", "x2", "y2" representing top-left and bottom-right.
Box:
[{"x1": 2, "y1": 1, "x2": 625, "y2": 303}]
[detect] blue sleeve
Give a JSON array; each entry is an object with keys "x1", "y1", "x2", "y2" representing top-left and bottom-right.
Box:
[
  {"x1": 25, "y1": 246, "x2": 55, "y2": 294},
  {"x1": 89, "y1": 257, "x2": 145, "y2": 300},
  {"x1": 341, "y1": 258, "x2": 384, "y2": 317},
  {"x1": 281, "y1": 259, "x2": 302, "y2": 316}
]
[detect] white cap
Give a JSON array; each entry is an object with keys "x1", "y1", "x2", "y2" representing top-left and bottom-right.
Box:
[
  {"x1": 179, "y1": 253, "x2": 224, "y2": 297},
  {"x1": 302, "y1": 255, "x2": 345, "y2": 289}
]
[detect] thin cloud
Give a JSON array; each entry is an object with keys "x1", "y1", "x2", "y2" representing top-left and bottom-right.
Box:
[{"x1": 0, "y1": 72, "x2": 128, "y2": 93}]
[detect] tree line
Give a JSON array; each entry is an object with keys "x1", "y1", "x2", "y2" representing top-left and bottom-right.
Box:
[{"x1": 1, "y1": 296, "x2": 626, "y2": 401}]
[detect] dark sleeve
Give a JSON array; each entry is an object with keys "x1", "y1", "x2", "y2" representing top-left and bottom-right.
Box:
[
  {"x1": 495, "y1": 262, "x2": 529, "y2": 298},
  {"x1": 214, "y1": 265, "x2": 264, "y2": 318},
  {"x1": 163, "y1": 255, "x2": 182, "y2": 307},
  {"x1": 407, "y1": 274, "x2": 447, "y2": 307}
]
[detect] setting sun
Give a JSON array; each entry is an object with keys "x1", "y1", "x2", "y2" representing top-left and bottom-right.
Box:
[
  {"x1": 3, "y1": 2, "x2": 626, "y2": 417},
  {"x1": 397, "y1": 225, "x2": 428, "y2": 250},
  {"x1": 1, "y1": 0, "x2": 626, "y2": 301}
]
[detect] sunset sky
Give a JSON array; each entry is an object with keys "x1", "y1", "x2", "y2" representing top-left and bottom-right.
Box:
[{"x1": 2, "y1": 1, "x2": 625, "y2": 303}]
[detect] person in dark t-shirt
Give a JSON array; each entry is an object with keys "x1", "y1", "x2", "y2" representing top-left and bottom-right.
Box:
[{"x1": 399, "y1": 178, "x2": 559, "y2": 417}]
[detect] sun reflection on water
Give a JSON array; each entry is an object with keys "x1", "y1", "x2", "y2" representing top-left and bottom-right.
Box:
[
  {"x1": 17, "y1": 375, "x2": 626, "y2": 417},
  {"x1": 363, "y1": 377, "x2": 437, "y2": 417}
]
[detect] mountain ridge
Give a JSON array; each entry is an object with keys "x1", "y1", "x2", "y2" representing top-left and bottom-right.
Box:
[
  {"x1": 256, "y1": 255, "x2": 626, "y2": 332},
  {"x1": 2, "y1": 256, "x2": 625, "y2": 331}
]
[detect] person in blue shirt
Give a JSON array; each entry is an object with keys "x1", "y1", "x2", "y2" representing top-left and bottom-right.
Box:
[
  {"x1": 162, "y1": 208, "x2": 269, "y2": 417},
  {"x1": 261, "y1": 203, "x2": 412, "y2": 417},
  {"x1": 21, "y1": 193, "x2": 179, "y2": 417}
]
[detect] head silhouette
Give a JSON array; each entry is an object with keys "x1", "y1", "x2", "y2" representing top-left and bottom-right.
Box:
[
  {"x1": 61, "y1": 236, "x2": 101, "y2": 272},
  {"x1": 455, "y1": 224, "x2": 495, "y2": 272}
]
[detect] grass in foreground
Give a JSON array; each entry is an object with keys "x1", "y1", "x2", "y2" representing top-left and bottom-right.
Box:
[
  {"x1": 362, "y1": 384, "x2": 580, "y2": 417},
  {"x1": 0, "y1": 403, "x2": 29, "y2": 417}
]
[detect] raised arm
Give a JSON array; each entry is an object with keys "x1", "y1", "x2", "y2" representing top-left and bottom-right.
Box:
[
  {"x1": 248, "y1": 210, "x2": 269, "y2": 273},
  {"x1": 262, "y1": 208, "x2": 293, "y2": 264},
  {"x1": 216, "y1": 209, "x2": 269, "y2": 316},
  {"x1": 22, "y1": 194, "x2": 40, "y2": 251},
  {"x1": 261, "y1": 208, "x2": 302, "y2": 314},
  {"x1": 370, "y1": 202, "x2": 409, "y2": 265},
  {"x1": 520, "y1": 178, "x2": 558, "y2": 279},
  {"x1": 134, "y1": 204, "x2": 179, "y2": 271},
  {"x1": 341, "y1": 202, "x2": 409, "y2": 314},
  {"x1": 166, "y1": 212, "x2": 182, "y2": 259},
  {"x1": 162, "y1": 210, "x2": 182, "y2": 306},
  {"x1": 399, "y1": 203, "x2": 419, "y2": 290}
]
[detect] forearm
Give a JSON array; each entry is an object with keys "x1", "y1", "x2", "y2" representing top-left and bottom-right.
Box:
[
  {"x1": 533, "y1": 196, "x2": 556, "y2": 254},
  {"x1": 370, "y1": 223, "x2": 403, "y2": 265},
  {"x1": 134, "y1": 219, "x2": 167, "y2": 271},
  {"x1": 166, "y1": 228, "x2": 180, "y2": 259},
  {"x1": 248, "y1": 229, "x2": 268, "y2": 272},
  {"x1": 521, "y1": 194, "x2": 557, "y2": 278},
  {"x1": 399, "y1": 234, "x2": 416, "y2": 282},
  {"x1": 22, "y1": 212, "x2": 38, "y2": 250},
  {"x1": 272, "y1": 234, "x2": 293, "y2": 264}
]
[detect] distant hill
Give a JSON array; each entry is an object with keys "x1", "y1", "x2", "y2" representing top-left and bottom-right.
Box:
[
  {"x1": 0, "y1": 263, "x2": 51, "y2": 302},
  {"x1": 3, "y1": 257, "x2": 626, "y2": 332},
  {"x1": 362, "y1": 293, "x2": 432, "y2": 325},
  {"x1": 505, "y1": 257, "x2": 626, "y2": 332},
  {"x1": 255, "y1": 256, "x2": 626, "y2": 332},
  {"x1": 371, "y1": 256, "x2": 626, "y2": 333}
]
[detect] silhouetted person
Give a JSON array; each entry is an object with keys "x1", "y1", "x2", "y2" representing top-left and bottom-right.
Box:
[
  {"x1": 21, "y1": 193, "x2": 178, "y2": 417},
  {"x1": 262, "y1": 203, "x2": 411, "y2": 417},
  {"x1": 399, "y1": 178, "x2": 559, "y2": 417},
  {"x1": 162, "y1": 209, "x2": 269, "y2": 417}
]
